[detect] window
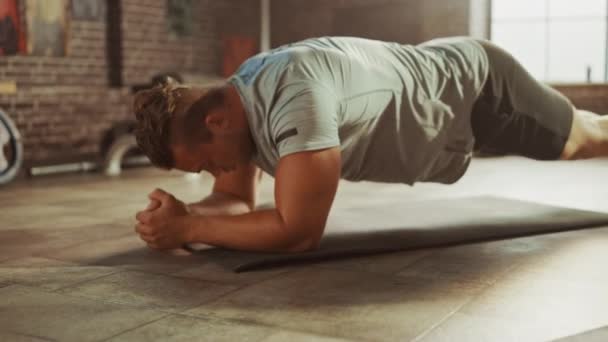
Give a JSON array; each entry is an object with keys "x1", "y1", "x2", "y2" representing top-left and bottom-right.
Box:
[{"x1": 491, "y1": 0, "x2": 607, "y2": 83}]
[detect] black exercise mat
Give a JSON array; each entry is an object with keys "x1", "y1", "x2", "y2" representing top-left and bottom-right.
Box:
[{"x1": 183, "y1": 196, "x2": 608, "y2": 272}]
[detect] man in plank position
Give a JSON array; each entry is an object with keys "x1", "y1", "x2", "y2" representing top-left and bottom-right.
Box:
[{"x1": 133, "y1": 37, "x2": 608, "y2": 253}]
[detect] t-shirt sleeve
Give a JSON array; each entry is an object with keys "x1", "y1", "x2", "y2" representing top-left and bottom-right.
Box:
[{"x1": 271, "y1": 82, "x2": 341, "y2": 158}]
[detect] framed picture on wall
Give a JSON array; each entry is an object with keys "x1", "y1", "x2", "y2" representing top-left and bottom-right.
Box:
[
  {"x1": 0, "y1": 0, "x2": 26, "y2": 55},
  {"x1": 25, "y1": 0, "x2": 69, "y2": 57}
]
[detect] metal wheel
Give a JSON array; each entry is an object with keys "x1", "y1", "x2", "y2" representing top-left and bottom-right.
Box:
[{"x1": 0, "y1": 109, "x2": 23, "y2": 185}]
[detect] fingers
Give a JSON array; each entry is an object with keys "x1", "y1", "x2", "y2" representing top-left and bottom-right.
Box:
[
  {"x1": 139, "y1": 233, "x2": 155, "y2": 243},
  {"x1": 135, "y1": 210, "x2": 152, "y2": 223},
  {"x1": 135, "y1": 222, "x2": 153, "y2": 235},
  {"x1": 136, "y1": 197, "x2": 162, "y2": 223},
  {"x1": 135, "y1": 223, "x2": 160, "y2": 249},
  {"x1": 146, "y1": 199, "x2": 161, "y2": 211},
  {"x1": 142, "y1": 237, "x2": 163, "y2": 250},
  {"x1": 148, "y1": 188, "x2": 173, "y2": 203}
]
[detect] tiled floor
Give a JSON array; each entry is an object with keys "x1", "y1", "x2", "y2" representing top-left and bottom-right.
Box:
[{"x1": 1, "y1": 156, "x2": 608, "y2": 341}]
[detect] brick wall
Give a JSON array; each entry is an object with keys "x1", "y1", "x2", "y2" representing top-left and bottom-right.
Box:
[
  {"x1": 123, "y1": 0, "x2": 260, "y2": 86},
  {"x1": 0, "y1": 2, "x2": 129, "y2": 166},
  {"x1": 0, "y1": 0, "x2": 260, "y2": 168},
  {"x1": 553, "y1": 84, "x2": 608, "y2": 114}
]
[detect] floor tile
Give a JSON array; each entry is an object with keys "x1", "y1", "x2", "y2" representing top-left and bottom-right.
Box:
[
  {"x1": 106, "y1": 314, "x2": 273, "y2": 342},
  {"x1": 395, "y1": 235, "x2": 561, "y2": 287},
  {"x1": 0, "y1": 221, "x2": 133, "y2": 261},
  {"x1": 185, "y1": 267, "x2": 483, "y2": 341},
  {"x1": 0, "y1": 284, "x2": 166, "y2": 342},
  {"x1": 40, "y1": 234, "x2": 201, "y2": 274},
  {"x1": 57, "y1": 270, "x2": 238, "y2": 313},
  {"x1": 508, "y1": 232, "x2": 608, "y2": 283},
  {"x1": 0, "y1": 331, "x2": 52, "y2": 342},
  {"x1": 315, "y1": 249, "x2": 432, "y2": 275},
  {"x1": 261, "y1": 330, "x2": 356, "y2": 342},
  {"x1": 171, "y1": 260, "x2": 291, "y2": 286},
  {"x1": 415, "y1": 312, "x2": 548, "y2": 342},
  {"x1": 3, "y1": 157, "x2": 608, "y2": 341},
  {"x1": 458, "y1": 262, "x2": 608, "y2": 341},
  {"x1": 0, "y1": 257, "x2": 118, "y2": 291}
]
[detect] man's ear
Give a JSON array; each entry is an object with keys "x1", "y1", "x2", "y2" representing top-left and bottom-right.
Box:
[{"x1": 204, "y1": 111, "x2": 230, "y2": 133}]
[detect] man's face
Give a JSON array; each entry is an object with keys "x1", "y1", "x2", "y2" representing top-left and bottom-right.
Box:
[
  {"x1": 171, "y1": 135, "x2": 242, "y2": 177},
  {"x1": 169, "y1": 88, "x2": 251, "y2": 177}
]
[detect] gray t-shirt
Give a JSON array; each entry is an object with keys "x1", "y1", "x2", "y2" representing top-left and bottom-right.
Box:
[{"x1": 229, "y1": 36, "x2": 489, "y2": 184}]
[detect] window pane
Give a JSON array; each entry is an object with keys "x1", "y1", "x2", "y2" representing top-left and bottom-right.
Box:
[
  {"x1": 547, "y1": 20, "x2": 606, "y2": 83},
  {"x1": 492, "y1": 0, "x2": 546, "y2": 20},
  {"x1": 492, "y1": 22, "x2": 547, "y2": 80},
  {"x1": 548, "y1": 0, "x2": 606, "y2": 18}
]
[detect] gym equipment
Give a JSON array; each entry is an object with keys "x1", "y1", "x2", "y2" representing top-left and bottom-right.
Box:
[
  {"x1": 0, "y1": 108, "x2": 23, "y2": 185},
  {"x1": 100, "y1": 121, "x2": 149, "y2": 176},
  {"x1": 103, "y1": 134, "x2": 140, "y2": 176},
  {"x1": 184, "y1": 196, "x2": 608, "y2": 272}
]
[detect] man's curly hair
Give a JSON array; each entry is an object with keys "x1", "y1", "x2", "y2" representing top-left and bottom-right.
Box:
[{"x1": 132, "y1": 79, "x2": 189, "y2": 170}]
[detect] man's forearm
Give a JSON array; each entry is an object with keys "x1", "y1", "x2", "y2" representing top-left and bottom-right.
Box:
[
  {"x1": 179, "y1": 209, "x2": 318, "y2": 253},
  {"x1": 187, "y1": 192, "x2": 253, "y2": 216}
]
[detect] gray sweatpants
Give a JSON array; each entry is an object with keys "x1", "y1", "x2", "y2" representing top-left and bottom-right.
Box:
[{"x1": 470, "y1": 40, "x2": 574, "y2": 160}]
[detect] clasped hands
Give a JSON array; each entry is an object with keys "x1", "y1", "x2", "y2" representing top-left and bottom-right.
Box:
[{"x1": 135, "y1": 188, "x2": 191, "y2": 250}]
